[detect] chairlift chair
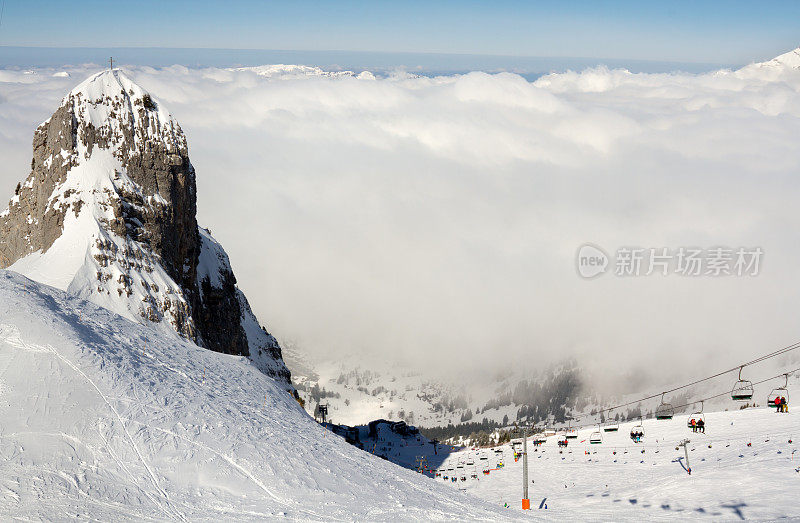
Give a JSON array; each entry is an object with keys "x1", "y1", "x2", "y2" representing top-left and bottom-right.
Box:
[
  {"x1": 767, "y1": 373, "x2": 790, "y2": 408},
  {"x1": 603, "y1": 413, "x2": 619, "y2": 432},
  {"x1": 589, "y1": 426, "x2": 603, "y2": 444},
  {"x1": 655, "y1": 393, "x2": 674, "y2": 420},
  {"x1": 630, "y1": 418, "x2": 644, "y2": 443},
  {"x1": 565, "y1": 419, "x2": 578, "y2": 439},
  {"x1": 731, "y1": 366, "x2": 754, "y2": 401},
  {"x1": 687, "y1": 400, "x2": 706, "y2": 428}
]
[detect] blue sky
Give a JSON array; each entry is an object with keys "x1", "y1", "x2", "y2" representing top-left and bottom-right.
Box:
[{"x1": 0, "y1": 0, "x2": 798, "y2": 65}]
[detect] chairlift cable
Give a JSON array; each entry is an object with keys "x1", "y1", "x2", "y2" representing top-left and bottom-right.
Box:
[
  {"x1": 592, "y1": 340, "x2": 800, "y2": 416},
  {"x1": 671, "y1": 366, "x2": 800, "y2": 411}
]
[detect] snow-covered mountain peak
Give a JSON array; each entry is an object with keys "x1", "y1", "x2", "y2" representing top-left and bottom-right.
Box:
[
  {"x1": 69, "y1": 68, "x2": 144, "y2": 99},
  {"x1": 234, "y1": 64, "x2": 371, "y2": 79},
  {"x1": 60, "y1": 69, "x2": 185, "y2": 165},
  {"x1": 754, "y1": 47, "x2": 800, "y2": 70},
  {"x1": 736, "y1": 46, "x2": 800, "y2": 80},
  {"x1": 0, "y1": 69, "x2": 292, "y2": 384}
]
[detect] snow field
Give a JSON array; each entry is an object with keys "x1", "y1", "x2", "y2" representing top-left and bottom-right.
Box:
[
  {"x1": 436, "y1": 408, "x2": 799, "y2": 520},
  {"x1": 0, "y1": 271, "x2": 509, "y2": 521}
]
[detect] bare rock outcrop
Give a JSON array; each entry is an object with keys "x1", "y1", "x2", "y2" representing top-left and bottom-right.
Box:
[{"x1": 0, "y1": 70, "x2": 291, "y2": 384}]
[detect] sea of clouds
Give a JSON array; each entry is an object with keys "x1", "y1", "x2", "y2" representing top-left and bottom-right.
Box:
[{"x1": 1, "y1": 59, "x2": 799, "y2": 388}]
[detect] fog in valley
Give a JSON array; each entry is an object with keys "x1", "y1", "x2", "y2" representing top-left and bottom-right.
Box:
[{"x1": 2, "y1": 60, "x2": 799, "y2": 399}]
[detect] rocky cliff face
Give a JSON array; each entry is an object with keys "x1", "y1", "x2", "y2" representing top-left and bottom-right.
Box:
[{"x1": 0, "y1": 69, "x2": 291, "y2": 385}]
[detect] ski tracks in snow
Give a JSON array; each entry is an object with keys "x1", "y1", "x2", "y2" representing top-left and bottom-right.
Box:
[
  {"x1": 42, "y1": 342, "x2": 186, "y2": 521},
  {"x1": 0, "y1": 322, "x2": 332, "y2": 520},
  {"x1": 121, "y1": 418, "x2": 329, "y2": 520},
  {"x1": 0, "y1": 324, "x2": 185, "y2": 521}
]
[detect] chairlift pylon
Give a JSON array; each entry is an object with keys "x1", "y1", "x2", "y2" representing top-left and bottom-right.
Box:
[
  {"x1": 731, "y1": 365, "x2": 754, "y2": 401},
  {"x1": 655, "y1": 392, "x2": 674, "y2": 420},
  {"x1": 767, "y1": 373, "x2": 790, "y2": 408}
]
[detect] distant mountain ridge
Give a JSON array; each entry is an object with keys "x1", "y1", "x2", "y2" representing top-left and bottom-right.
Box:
[
  {"x1": 752, "y1": 47, "x2": 800, "y2": 70},
  {"x1": 286, "y1": 347, "x2": 588, "y2": 432},
  {"x1": 233, "y1": 64, "x2": 376, "y2": 80}
]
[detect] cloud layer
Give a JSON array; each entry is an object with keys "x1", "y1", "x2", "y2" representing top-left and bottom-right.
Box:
[{"x1": 2, "y1": 61, "x2": 799, "y2": 386}]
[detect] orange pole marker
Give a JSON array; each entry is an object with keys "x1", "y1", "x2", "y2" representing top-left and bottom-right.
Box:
[{"x1": 522, "y1": 499, "x2": 530, "y2": 510}]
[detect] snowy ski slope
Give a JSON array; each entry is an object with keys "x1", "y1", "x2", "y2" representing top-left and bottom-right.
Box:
[
  {"x1": 437, "y1": 408, "x2": 799, "y2": 520},
  {"x1": 1, "y1": 267, "x2": 797, "y2": 520},
  {"x1": 0, "y1": 270, "x2": 507, "y2": 521}
]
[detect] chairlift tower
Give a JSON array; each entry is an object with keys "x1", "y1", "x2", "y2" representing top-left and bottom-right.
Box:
[
  {"x1": 522, "y1": 426, "x2": 529, "y2": 508},
  {"x1": 513, "y1": 423, "x2": 531, "y2": 510},
  {"x1": 678, "y1": 438, "x2": 691, "y2": 475}
]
